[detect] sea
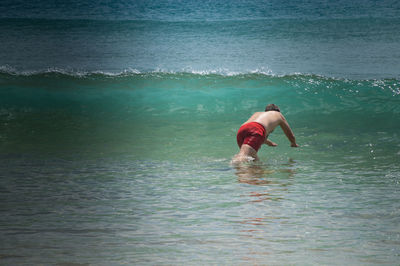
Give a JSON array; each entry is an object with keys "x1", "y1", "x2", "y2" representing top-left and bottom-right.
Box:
[{"x1": 1, "y1": 0, "x2": 400, "y2": 265}]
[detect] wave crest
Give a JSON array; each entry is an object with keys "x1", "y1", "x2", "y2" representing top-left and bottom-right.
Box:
[{"x1": 1, "y1": 66, "x2": 399, "y2": 87}]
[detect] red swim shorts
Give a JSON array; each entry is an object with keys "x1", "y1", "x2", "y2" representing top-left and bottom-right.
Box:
[{"x1": 236, "y1": 122, "x2": 266, "y2": 151}]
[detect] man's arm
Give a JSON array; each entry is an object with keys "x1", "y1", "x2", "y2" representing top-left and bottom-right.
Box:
[{"x1": 279, "y1": 114, "x2": 299, "y2": 147}]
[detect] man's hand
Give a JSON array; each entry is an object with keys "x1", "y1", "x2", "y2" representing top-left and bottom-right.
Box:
[{"x1": 265, "y1": 139, "x2": 278, "y2": 147}]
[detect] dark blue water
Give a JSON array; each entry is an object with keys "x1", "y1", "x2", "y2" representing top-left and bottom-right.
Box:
[{"x1": 1, "y1": 0, "x2": 400, "y2": 78}]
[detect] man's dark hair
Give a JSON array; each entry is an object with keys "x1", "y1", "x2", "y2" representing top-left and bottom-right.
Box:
[{"x1": 265, "y1": 104, "x2": 280, "y2": 112}]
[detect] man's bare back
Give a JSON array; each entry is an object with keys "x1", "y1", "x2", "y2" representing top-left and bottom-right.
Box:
[{"x1": 232, "y1": 104, "x2": 298, "y2": 163}]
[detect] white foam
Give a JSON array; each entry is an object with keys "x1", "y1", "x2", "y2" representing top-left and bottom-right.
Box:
[{"x1": 1, "y1": 65, "x2": 399, "y2": 82}]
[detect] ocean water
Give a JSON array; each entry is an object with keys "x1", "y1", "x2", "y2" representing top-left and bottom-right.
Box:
[{"x1": 1, "y1": 1, "x2": 400, "y2": 265}]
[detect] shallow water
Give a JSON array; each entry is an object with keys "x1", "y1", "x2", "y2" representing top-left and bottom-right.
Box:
[{"x1": 2, "y1": 151, "x2": 399, "y2": 265}]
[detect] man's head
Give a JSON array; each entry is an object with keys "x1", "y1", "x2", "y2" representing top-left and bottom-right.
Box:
[{"x1": 265, "y1": 104, "x2": 280, "y2": 112}]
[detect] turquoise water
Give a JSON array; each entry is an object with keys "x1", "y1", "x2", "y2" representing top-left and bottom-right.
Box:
[{"x1": 1, "y1": 0, "x2": 400, "y2": 265}]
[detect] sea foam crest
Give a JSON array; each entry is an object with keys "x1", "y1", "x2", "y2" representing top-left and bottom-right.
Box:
[
  {"x1": 0, "y1": 65, "x2": 142, "y2": 77},
  {"x1": 0, "y1": 65, "x2": 278, "y2": 77},
  {"x1": 1, "y1": 65, "x2": 399, "y2": 84},
  {"x1": 171, "y1": 67, "x2": 275, "y2": 76},
  {"x1": 0, "y1": 65, "x2": 342, "y2": 79}
]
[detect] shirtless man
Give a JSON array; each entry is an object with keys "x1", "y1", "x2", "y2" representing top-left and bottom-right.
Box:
[{"x1": 232, "y1": 104, "x2": 299, "y2": 163}]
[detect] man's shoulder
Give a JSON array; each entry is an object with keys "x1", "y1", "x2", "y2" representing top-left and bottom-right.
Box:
[
  {"x1": 249, "y1": 112, "x2": 263, "y2": 119},
  {"x1": 262, "y1": 111, "x2": 285, "y2": 123},
  {"x1": 260, "y1": 111, "x2": 281, "y2": 117}
]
